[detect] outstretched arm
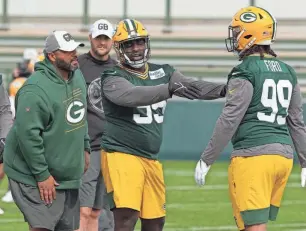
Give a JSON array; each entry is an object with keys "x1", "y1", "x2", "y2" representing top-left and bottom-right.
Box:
[
  {"x1": 170, "y1": 70, "x2": 227, "y2": 99},
  {"x1": 102, "y1": 76, "x2": 171, "y2": 107},
  {"x1": 195, "y1": 78, "x2": 253, "y2": 186}
]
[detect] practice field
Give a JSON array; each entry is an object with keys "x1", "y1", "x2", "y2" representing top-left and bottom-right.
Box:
[{"x1": 0, "y1": 161, "x2": 305, "y2": 231}]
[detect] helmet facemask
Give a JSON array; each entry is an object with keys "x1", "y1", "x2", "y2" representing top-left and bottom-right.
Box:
[
  {"x1": 225, "y1": 25, "x2": 257, "y2": 56},
  {"x1": 115, "y1": 37, "x2": 151, "y2": 69},
  {"x1": 225, "y1": 26, "x2": 242, "y2": 53}
]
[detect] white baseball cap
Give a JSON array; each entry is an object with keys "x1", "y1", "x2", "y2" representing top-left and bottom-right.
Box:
[
  {"x1": 44, "y1": 30, "x2": 84, "y2": 53},
  {"x1": 90, "y1": 19, "x2": 114, "y2": 39}
]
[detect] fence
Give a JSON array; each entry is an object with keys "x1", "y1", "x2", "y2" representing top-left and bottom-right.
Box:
[{"x1": 158, "y1": 99, "x2": 304, "y2": 163}]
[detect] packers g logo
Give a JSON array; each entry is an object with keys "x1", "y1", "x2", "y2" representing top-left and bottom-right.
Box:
[
  {"x1": 66, "y1": 100, "x2": 85, "y2": 124},
  {"x1": 88, "y1": 77, "x2": 104, "y2": 113},
  {"x1": 240, "y1": 12, "x2": 257, "y2": 23}
]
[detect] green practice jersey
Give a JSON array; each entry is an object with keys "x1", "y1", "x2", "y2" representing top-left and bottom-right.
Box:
[
  {"x1": 101, "y1": 63, "x2": 175, "y2": 159},
  {"x1": 229, "y1": 55, "x2": 297, "y2": 149}
]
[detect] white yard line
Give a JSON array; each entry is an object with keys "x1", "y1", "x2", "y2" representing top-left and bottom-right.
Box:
[
  {"x1": 167, "y1": 185, "x2": 228, "y2": 190},
  {"x1": 167, "y1": 200, "x2": 306, "y2": 210},
  {"x1": 164, "y1": 170, "x2": 301, "y2": 179},
  {"x1": 0, "y1": 218, "x2": 23, "y2": 223},
  {"x1": 164, "y1": 170, "x2": 228, "y2": 177},
  {"x1": 167, "y1": 182, "x2": 302, "y2": 191}
]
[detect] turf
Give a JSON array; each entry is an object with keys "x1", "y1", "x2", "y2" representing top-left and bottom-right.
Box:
[{"x1": 0, "y1": 161, "x2": 305, "y2": 231}]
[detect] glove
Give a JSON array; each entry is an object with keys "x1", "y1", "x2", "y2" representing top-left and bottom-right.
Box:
[
  {"x1": 0, "y1": 138, "x2": 5, "y2": 164},
  {"x1": 301, "y1": 168, "x2": 306, "y2": 187},
  {"x1": 194, "y1": 159, "x2": 211, "y2": 186},
  {"x1": 168, "y1": 82, "x2": 202, "y2": 100}
]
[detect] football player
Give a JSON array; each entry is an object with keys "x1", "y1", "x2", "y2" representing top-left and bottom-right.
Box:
[
  {"x1": 100, "y1": 19, "x2": 227, "y2": 231},
  {"x1": 194, "y1": 6, "x2": 306, "y2": 231}
]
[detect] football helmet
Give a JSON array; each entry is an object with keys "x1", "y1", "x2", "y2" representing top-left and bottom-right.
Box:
[
  {"x1": 225, "y1": 6, "x2": 277, "y2": 54},
  {"x1": 113, "y1": 19, "x2": 150, "y2": 68}
]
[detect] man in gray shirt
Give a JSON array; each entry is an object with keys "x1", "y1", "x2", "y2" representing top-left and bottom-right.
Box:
[{"x1": 78, "y1": 19, "x2": 116, "y2": 231}]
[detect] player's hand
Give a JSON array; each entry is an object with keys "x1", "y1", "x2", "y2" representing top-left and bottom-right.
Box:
[
  {"x1": 37, "y1": 175, "x2": 59, "y2": 205},
  {"x1": 301, "y1": 168, "x2": 306, "y2": 187},
  {"x1": 84, "y1": 151, "x2": 90, "y2": 173},
  {"x1": 194, "y1": 159, "x2": 211, "y2": 186},
  {"x1": 168, "y1": 82, "x2": 202, "y2": 100}
]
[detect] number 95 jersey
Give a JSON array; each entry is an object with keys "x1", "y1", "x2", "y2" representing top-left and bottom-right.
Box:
[
  {"x1": 229, "y1": 55, "x2": 297, "y2": 150},
  {"x1": 100, "y1": 63, "x2": 174, "y2": 160}
]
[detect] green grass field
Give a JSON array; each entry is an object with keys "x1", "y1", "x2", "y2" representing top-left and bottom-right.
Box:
[{"x1": 0, "y1": 161, "x2": 305, "y2": 231}]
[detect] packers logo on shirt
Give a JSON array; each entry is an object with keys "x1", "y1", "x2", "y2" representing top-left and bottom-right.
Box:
[
  {"x1": 66, "y1": 100, "x2": 85, "y2": 124},
  {"x1": 88, "y1": 77, "x2": 104, "y2": 113}
]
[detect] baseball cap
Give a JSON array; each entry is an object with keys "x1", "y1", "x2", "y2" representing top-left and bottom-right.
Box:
[
  {"x1": 90, "y1": 19, "x2": 114, "y2": 39},
  {"x1": 44, "y1": 30, "x2": 85, "y2": 53}
]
